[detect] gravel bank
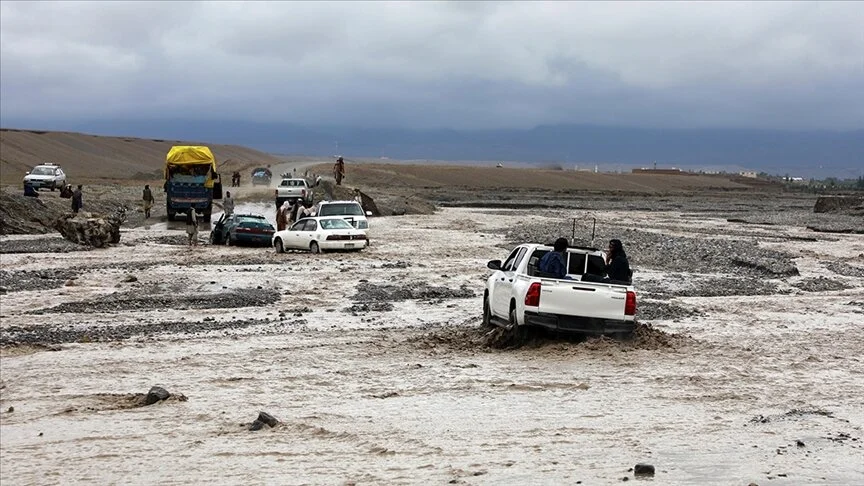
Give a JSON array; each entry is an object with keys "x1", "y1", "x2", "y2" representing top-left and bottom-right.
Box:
[
  {"x1": 0, "y1": 269, "x2": 79, "y2": 293},
  {"x1": 0, "y1": 237, "x2": 92, "y2": 254},
  {"x1": 0, "y1": 317, "x2": 293, "y2": 345},
  {"x1": 353, "y1": 281, "x2": 475, "y2": 302},
  {"x1": 507, "y1": 221, "x2": 799, "y2": 277},
  {"x1": 29, "y1": 288, "x2": 281, "y2": 314}
]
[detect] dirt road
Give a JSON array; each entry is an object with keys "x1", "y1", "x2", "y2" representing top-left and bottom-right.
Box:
[{"x1": 1, "y1": 205, "x2": 862, "y2": 485}]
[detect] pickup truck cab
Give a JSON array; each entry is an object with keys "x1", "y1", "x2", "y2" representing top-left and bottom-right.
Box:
[
  {"x1": 275, "y1": 178, "x2": 314, "y2": 209},
  {"x1": 317, "y1": 200, "x2": 372, "y2": 230},
  {"x1": 483, "y1": 243, "x2": 637, "y2": 337}
]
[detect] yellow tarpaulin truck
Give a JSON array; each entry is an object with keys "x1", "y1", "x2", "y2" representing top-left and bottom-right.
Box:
[{"x1": 164, "y1": 146, "x2": 223, "y2": 221}]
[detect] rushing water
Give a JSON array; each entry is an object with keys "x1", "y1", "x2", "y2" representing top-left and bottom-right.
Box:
[{"x1": 1, "y1": 207, "x2": 862, "y2": 485}]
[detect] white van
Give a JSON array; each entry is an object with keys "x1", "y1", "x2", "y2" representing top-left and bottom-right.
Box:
[{"x1": 316, "y1": 200, "x2": 372, "y2": 229}]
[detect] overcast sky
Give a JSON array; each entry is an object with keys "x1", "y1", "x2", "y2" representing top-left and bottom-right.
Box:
[{"x1": 1, "y1": 1, "x2": 862, "y2": 130}]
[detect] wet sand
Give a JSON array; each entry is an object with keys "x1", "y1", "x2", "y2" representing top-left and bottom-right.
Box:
[{"x1": 1, "y1": 205, "x2": 863, "y2": 484}]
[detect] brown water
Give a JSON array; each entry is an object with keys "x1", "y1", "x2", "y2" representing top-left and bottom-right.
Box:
[{"x1": 1, "y1": 208, "x2": 862, "y2": 485}]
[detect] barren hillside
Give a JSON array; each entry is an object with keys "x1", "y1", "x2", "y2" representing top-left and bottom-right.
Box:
[
  {"x1": 309, "y1": 162, "x2": 759, "y2": 195},
  {"x1": 0, "y1": 129, "x2": 282, "y2": 183}
]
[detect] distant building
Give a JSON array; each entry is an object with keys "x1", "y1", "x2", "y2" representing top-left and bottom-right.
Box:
[{"x1": 739, "y1": 171, "x2": 758, "y2": 178}]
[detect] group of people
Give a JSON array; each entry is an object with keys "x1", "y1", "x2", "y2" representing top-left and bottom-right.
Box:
[
  {"x1": 23, "y1": 183, "x2": 83, "y2": 215},
  {"x1": 538, "y1": 237, "x2": 632, "y2": 284},
  {"x1": 276, "y1": 198, "x2": 315, "y2": 231}
]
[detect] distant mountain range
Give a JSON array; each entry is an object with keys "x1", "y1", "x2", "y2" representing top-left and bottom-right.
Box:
[{"x1": 4, "y1": 119, "x2": 862, "y2": 178}]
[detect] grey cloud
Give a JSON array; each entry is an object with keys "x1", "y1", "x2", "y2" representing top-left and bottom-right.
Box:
[{"x1": 1, "y1": 1, "x2": 862, "y2": 129}]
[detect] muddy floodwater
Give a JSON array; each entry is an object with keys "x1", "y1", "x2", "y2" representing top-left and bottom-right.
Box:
[{"x1": 1, "y1": 206, "x2": 863, "y2": 485}]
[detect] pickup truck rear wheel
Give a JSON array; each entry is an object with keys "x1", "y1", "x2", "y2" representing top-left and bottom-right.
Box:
[
  {"x1": 482, "y1": 295, "x2": 493, "y2": 328},
  {"x1": 508, "y1": 303, "x2": 518, "y2": 329}
]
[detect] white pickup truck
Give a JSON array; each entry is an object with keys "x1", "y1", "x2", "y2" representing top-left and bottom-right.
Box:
[
  {"x1": 483, "y1": 243, "x2": 637, "y2": 337},
  {"x1": 274, "y1": 178, "x2": 314, "y2": 209}
]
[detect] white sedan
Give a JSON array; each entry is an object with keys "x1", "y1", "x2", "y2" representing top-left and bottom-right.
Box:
[{"x1": 272, "y1": 216, "x2": 369, "y2": 253}]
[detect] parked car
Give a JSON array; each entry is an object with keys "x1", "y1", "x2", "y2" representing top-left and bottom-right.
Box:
[
  {"x1": 210, "y1": 213, "x2": 275, "y2": 246},
  {"x1": 274, "y1": 177, "x2": 314, "y2": 209},
  {"x1": 316, "y1": 200, "x2": 372, "y2": 230},
  {"x1": 23, "y1": 163, "x2": 66, "y2": 191},
  {"x1": 484, "y1": 243, "x2": 637, "y2": 338},
  {"x1": 251, "y1": 168, "x2": 272, "y2": 186},
  {"x1": 272, "y1": 216, "x2": 368, "y2": 254}
]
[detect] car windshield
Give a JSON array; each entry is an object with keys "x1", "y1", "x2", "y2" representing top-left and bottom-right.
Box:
[
  {"x1": 30, "y1": 167, "x2": 54, "y2": 175},
  {"x1": 253, "y1": 170, "x2": 268, "y2": 177},
  {"x1": 318, "y1": 203, "x2": 363, "y2": 216},
  {"x1": 237, "y1": 217, "x2": 273, "y2": 229},
  {"x1": 319, "y1": 219, "x2": 353, "y2": 230}
]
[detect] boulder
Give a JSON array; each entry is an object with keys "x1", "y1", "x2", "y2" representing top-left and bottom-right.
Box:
[
  {"x1": 633, "y1": 463, "x2": 655, "y2": 476},
  {"x1": 144, "y1": 386, "x2": 171, "y2": 405},
  {"x1": 54, "y1": 208, "x2": 126, "y2": 247},
  {"x1": 248, "y1": 411, "x2": 280, "y2": 431}
]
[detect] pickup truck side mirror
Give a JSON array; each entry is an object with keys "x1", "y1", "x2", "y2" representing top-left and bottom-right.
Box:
[
  {"x1": 365, "y1": 211, "x2": 372, "y2": 217},
  {"x1": 25, "y1": 171, "x2": 30, "y2": 175},
  {"x1": 487, "y1": 260, "x2": 502, "y2": 270}
]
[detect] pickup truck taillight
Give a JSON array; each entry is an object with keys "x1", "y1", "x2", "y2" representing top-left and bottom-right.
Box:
[
  {"x1": 274, "y1": 189, "x2": 278, "y2": 197},
  {"x1": 301, "y1": 189, "x2": 306, "y2": 197},
  {"x1": 625, "y1": 291, "x2": 637, "y2": 316},
  {"x1": 525, "y1": 282, "x2": 541, "y2": 307}
]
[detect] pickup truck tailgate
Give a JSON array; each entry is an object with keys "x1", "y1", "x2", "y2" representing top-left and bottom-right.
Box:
[{"x1": 537, "y1": 280, "x2": 627, "y2": 320}]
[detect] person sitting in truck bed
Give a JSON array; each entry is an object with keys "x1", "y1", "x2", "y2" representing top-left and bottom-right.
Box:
[
  {"x1": 581, "y1": 239, "x2": 632, "y2": 284},
  {"x1": 605, "y1": 239, "x2": 632, "y2": 283},
  {"x1": 537, "y1": 237, "x2": 570, "y2": 279}
]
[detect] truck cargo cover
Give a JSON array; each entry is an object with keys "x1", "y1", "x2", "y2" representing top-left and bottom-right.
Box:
[{"x1": 166, "y1": 146, "x2": 216, "y2": 168}]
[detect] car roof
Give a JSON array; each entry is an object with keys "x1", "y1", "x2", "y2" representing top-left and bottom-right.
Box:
[
  {"x1": 235, "y1": 213, "x2": 266, "y2": 219},
  {"x1": 319, "y1": 200, "x2": 360, "y2": 205}
]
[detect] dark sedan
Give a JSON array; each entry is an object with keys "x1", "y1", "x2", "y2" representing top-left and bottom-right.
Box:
[{"x1": 210, "y1": 213, "x2": 275, "y2": 246}]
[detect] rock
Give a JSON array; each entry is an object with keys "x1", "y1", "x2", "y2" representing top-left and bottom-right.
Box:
[
  {"x1": 796, "y1": 440, "x2": 805, "y2": 447},
  {"x1": 256, "y1": 411, "x2": 279, "y2": 427},
  {"x1": 123, "y1": 274, "x2": 138, "y2": 283},
  {"x1": 6, "y1": 406, "x2": 13, "y2": 413},
  {"x1": 634, "y1": 463, "x2": 655, "y2": 476},
  {"x1": 248, "y1": 420, "x2": 265, "y2": 431},
  {"x1": 144, "y1": 386, "x2": 171, "y2": 405},
  {"x1": 54, "y1": 208, "x2": 127, "y2": 247}
]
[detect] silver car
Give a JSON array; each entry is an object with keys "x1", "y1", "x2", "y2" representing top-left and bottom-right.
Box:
[{"x1": 24, "y1": 163, "x2": 67, "y2": 190}]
